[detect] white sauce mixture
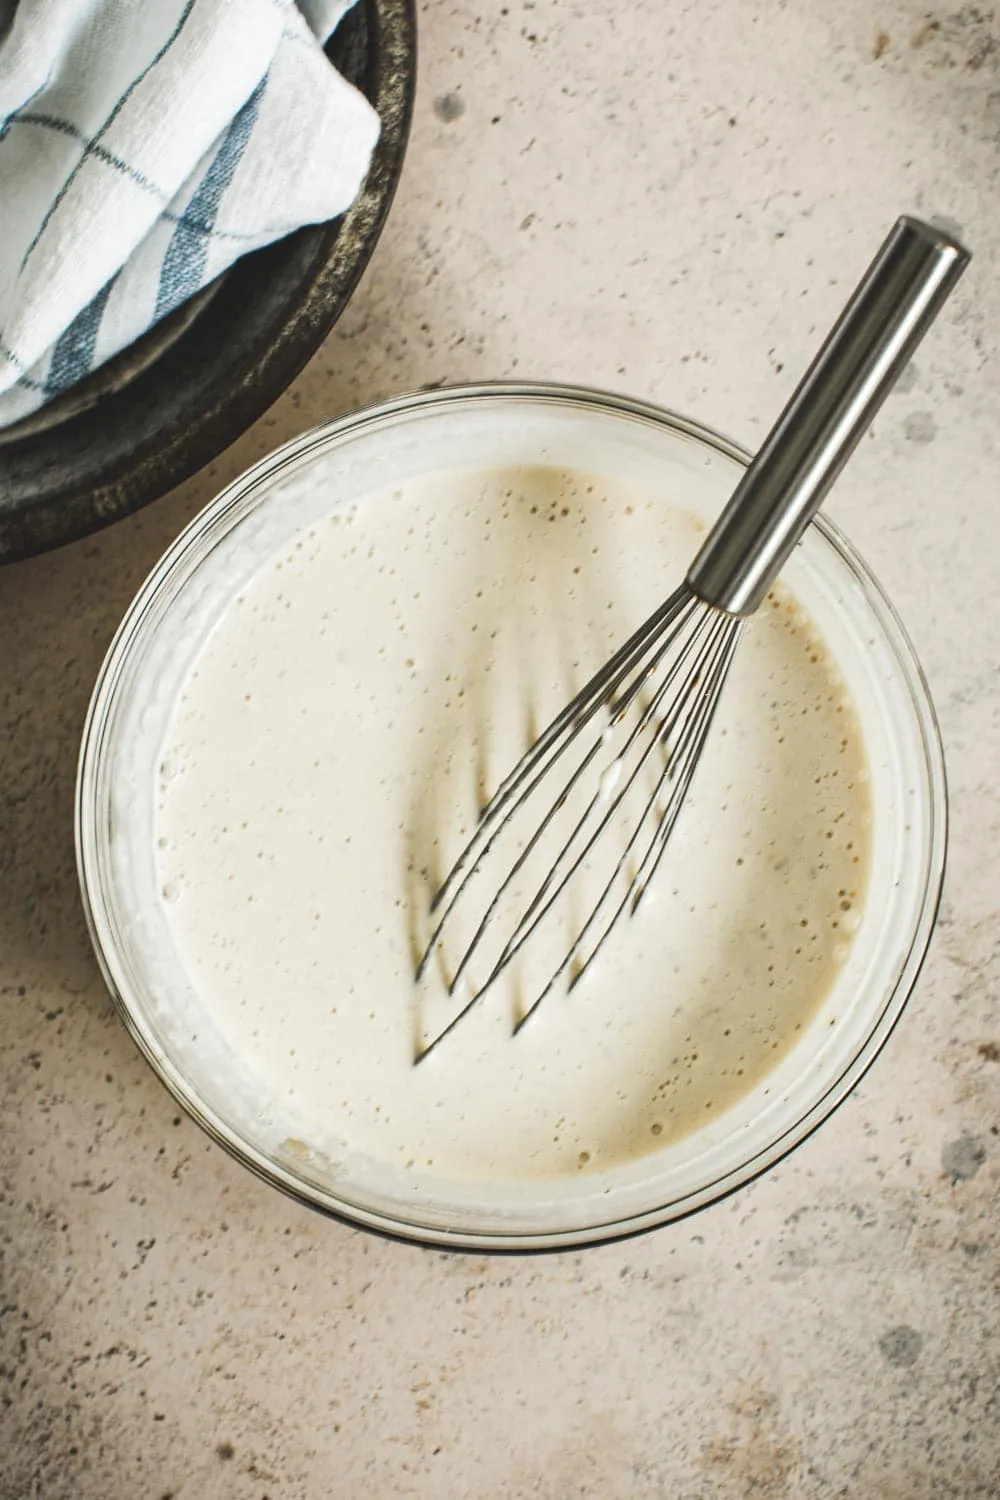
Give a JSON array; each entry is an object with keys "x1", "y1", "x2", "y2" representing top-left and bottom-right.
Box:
[{"x1": 155, "y1": 466, "x2": 871, "y2": 1180}]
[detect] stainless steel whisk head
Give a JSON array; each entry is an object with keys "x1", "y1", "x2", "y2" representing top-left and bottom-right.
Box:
[
  {"x1": 416, "y1": 587, "x2": 742, "y2": 1056},
  {"x1": 415, "y1": 216, "x2": 969, "y2": 1062}
]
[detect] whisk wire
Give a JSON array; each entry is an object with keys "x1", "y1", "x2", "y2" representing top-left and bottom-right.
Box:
[
  {"x1": 555, "y1": 617, "x2": 743, "y2": 1002},
  {"x1": 460, "y1": 604, "x2": 725, "y2": 996},
  {"x1": 512, "y1": 615, "x2": 742, "y2": 1032},
  {"x1": 415, "y1": 594, "x2": 740, "y2": 1062},
  {"x1": 627, "y1": 621, "x2": 743, "y2": 910},
  {"x1": 416, "y1": 586, "x2": 700, "y2": 983}
]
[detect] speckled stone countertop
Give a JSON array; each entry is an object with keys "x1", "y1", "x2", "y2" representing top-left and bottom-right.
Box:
[{"x1": 3, "y1": 3, "x2": 998, "y2": 1496}]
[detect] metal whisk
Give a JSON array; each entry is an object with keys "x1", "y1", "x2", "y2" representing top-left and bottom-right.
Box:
[{"x1": 416, "y1": 216, "x2": 969, "y2": 1062}]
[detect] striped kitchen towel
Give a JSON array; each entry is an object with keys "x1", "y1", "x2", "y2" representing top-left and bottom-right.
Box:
[{"x1": 0, "y1": 0, "x2": 380, "y2": 428}]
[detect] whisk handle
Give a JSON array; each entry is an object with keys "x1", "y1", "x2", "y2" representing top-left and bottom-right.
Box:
[{"x1": 686, "y1": 215, "x2": 970, "y2": 616}]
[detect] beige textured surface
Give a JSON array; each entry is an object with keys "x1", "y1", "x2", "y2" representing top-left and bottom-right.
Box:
[{"x1": 2, "y1": 2, "x2": 998, "y2": 1496}]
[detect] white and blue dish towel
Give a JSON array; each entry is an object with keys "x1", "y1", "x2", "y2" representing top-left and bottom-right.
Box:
[{"x1": 0, "y1": 0, "x2": 380, "y2": 428}]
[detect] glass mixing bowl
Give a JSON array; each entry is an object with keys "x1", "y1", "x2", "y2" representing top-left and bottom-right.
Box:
[{"x1": 76, "y1": 384, "x2": 946, "y2": 1249}]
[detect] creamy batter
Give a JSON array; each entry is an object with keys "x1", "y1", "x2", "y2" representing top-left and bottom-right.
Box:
[{"x1": 155, "y1": 466, "x2": 870, "y2": 1180}]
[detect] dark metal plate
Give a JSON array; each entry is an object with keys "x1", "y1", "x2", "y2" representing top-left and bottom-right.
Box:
[{"x1": 0, "y1": 0, "x2": 415, "y2": 563}]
